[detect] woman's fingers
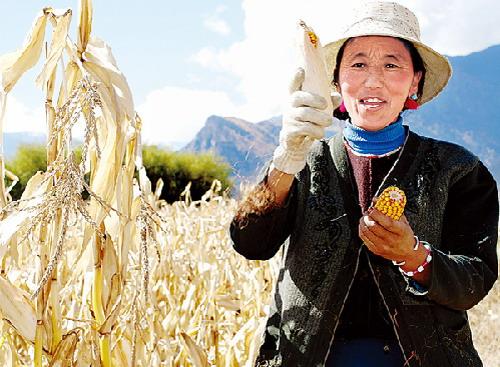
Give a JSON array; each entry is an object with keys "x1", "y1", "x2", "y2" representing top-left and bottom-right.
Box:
[
  {"x1": 291, "y1": 90, "x2": 328, "y2": 110},
  {"x1": 358, "y1": 216, "x2": 385, "y2": 254},
  {"x1": 359, "y1": 211, "x2": 416, "y2": 260},
  {"x1": 368, "y1": 209, "x2": 400, "y2": 233},
  {"x1": 361, "y1": 214, "x2": 392, "y2": 239},
  {"x1": 284, "y1": 120, "x2": 326, "y2": 140},
  {"x1": 288, "y1": 68, "x2": 305, "y2": 94},
  {"x1": 288, "y1": 105, "x2": 332, "y2": 127}
]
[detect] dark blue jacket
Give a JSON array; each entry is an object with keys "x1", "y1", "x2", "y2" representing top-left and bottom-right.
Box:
[{"x1": 230, "y1": 131, "x2": 498, "y2": 367}]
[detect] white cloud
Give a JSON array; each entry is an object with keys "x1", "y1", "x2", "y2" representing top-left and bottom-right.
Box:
[
  {"x1": 191, "y1": 0, "x2": 500, "y2": 124},
  {"x1": 1, "y1": 88, "x2": 240, "y2": 150},
  {"x1": 203, "y1": 6, "x2": 231, "y2": 36},
  {"x1": 2, "y1": 95, "x2": 45, "y2": 133},
  {"x1": 215, "y1": 5, "x2": 227, "y2": 14},
  {"x1": 137, "y1": 86, "x2": 240, "y2": 146},
  {"x1": 402, "y1": 0, "x2": 500, "y2": 56},
  {"x1": 204, "y1": 18, "x2": 231, "y2": 36},
  {"x1": 189, "y1": 47, "x2": 219, "y2": 69},
  {"x1": 189, "y1": 0, "x2": 365, "y2": 122}
]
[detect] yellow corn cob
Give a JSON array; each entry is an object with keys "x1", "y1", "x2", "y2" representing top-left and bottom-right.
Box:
[
  {"x1": 306, "y1": 31, "x2": 318, "y2": 48},
  {"x1": 374, "y1": 186, "x2": 406, "y2": 220}
]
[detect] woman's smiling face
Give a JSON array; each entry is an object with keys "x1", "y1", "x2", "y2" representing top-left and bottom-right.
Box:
[{"x1": 338, "y1": 36, "x2": 422, "y2": 131}]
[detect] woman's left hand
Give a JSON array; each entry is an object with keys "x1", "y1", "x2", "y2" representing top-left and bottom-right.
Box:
[{"x1": 358, "y1": 208, "x2": 416, "y2": 262}]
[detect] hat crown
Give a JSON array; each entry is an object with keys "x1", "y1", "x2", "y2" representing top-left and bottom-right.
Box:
[{"x1": 343, "y1": 1, "x2": 421, "y2": 41}]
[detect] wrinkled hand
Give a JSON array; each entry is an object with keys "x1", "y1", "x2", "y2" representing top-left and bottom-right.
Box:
[
  {"x1": 272, "y1": 68, "x2": 340, "y2": 175},
  {"x1": 358, "y1": 208, "x2": 416, "y2": 263}
]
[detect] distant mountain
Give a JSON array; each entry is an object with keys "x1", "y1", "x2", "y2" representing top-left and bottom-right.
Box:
[
  {"x1": 182, "y1": 115, "x2": 281, "y2": 179},
  {"x1": 182, "y1": 115, "x2": 342, "y2": 180},
  {"x1": 406, "y1": 44, "x2": 500, "y2": 181},
  {"x1": 183, "y1": 45, "x2": 500, "y2": 184}
]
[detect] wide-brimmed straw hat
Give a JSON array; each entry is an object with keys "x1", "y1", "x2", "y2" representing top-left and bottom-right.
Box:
[{"x1": 323, "y1": 1, "x2": 452, "y2": 105}]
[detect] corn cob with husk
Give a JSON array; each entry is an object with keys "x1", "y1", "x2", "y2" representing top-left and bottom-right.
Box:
[
  {"x1": 374, "y1": 186, "x2": 407, "y2": 220},
  {"x1": 297, "y1": 20, "x2": 338, "y2": 117}
]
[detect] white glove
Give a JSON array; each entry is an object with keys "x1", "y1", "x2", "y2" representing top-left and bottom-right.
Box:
[{"x1": 272, "y1": 68, "x2": 339, "y2": 175}]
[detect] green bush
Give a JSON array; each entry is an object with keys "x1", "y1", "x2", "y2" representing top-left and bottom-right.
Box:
[
  {"x1": 5, "y1": 144, "x2": 232, "y2": 203},
  {"x1": 5, "y1": 145, "x2": 84, "y2": 201},
  {"x1": 5, "y1": 145, "x2": 47, "y2": 201},
  {"x1": 141, "y1": 145, "x2": 232, "y2": 203}
]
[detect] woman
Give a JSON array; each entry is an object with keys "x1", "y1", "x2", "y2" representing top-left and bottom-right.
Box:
[{"x1": 230, "y1": 2, "x2": 498, "y2": 367}]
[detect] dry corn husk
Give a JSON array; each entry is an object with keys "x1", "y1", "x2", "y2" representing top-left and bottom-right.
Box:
[
  {"x1": 180, "y1": 331, "x2": 209, "y2": 367},
  {"x1": 0, "y1": 275, "x2": 37, "y2": 343},
  {"x1": 48, "y1": 329, "x2": 81, "y2": 367},
  {"x1": 0, "y1": 172, "x2": 50, "y2": 257},
  {"x1": 297, "y1": 20, "x2": 334, "y2": 117},
  {"x1": 0, "y1": 9, "x2": 49, "y2": 93}
]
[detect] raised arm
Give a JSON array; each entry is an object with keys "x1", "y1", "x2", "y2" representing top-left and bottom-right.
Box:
[
  {"x1": 230, "y1": 67, "x2": 338, "y2": 260},
  {"x1": 230, "y1": 168, "x2": 297, "y2": 260}
]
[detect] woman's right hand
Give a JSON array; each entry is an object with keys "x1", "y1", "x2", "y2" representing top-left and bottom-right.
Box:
[{"x1": 271, "y1": 68, "x2": 338, "y2": 175}]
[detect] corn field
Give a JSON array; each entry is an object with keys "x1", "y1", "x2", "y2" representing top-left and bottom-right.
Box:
[
  {"x1": 0, "y1": 1, "x2": 497, "y2": 366},
  {"x1": 0, "y1": 1, "x2": 278, "y2": 365},
  {"x1": 0, "y1": 183, "x2": 282, "y2": 366}
]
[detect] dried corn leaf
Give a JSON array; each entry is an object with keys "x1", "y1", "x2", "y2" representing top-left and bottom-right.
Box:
[
  {"x1": 101, "y1": 235, "x2": 118, "y2": 310},
  {"x1": 83, "y1": 38, "x2": 134, "y2": 120},
  {"x1": 79, "y1": 36, "x2": 135, "y2": 251},
  {"x1": 138, "y1": 166, "x2": 152, "y2": 197},
  {"x1": 215, "y1": 295, "x2": 241, "y2": 312},
  {"x1": 78, "y1": 0, "x2": 93, "y2": 53},
  {"x1": 57, "y1": 61, "x2": 81, "y2": 111},
  {"x1": 0, "y1": 172, "x2": 50, "y2": 256},
  {"x1": 180, "y1": 331, "x2": 209, "y2": 367},
  {"x1": 113, "y1": 338, "x2": 131, "y2": 367},
  {"x1": 48, "y1": 329, "x2": 80, "y2": 367},
  {"x1": 99, "y1": 294, "x2": 122, "y2": 335},
  {"x1": 35, "y1": 9, "x2": 72, "y2": 89},
  {"x1": 0, "y1": 275, "x2": 36, "y2": 343},
  {"x1": 0, "y1": 9, "x2": 49, "y2": 93}
]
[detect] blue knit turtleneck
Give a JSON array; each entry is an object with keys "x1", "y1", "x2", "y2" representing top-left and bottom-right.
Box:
[{"x1": 343, "y1": 116, "x2": 406, "y2": 156}]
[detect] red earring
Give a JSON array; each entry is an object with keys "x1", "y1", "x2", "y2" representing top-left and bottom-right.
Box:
[
  {"x1": 404, "y1": 94, "x2": 419, "y2": 110},
  {"x1": 339, "y1": 100, "x2": 346, "y2": 113}
]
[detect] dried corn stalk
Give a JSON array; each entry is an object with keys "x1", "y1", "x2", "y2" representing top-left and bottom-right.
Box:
[
  {"x1": 0, "y1": 1, "x2": 134, "y2": 366},
  {"x1": 0, "y1": 2, "x2": 283, "y2": 367}
]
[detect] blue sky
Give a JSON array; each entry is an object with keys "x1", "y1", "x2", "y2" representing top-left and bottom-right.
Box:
[
  {"x1": 1, "y1": 0, "x2": 499, "y2": 148},
  {"x1": 0, "y1": 0, "x2": 245, "y2": 104}
]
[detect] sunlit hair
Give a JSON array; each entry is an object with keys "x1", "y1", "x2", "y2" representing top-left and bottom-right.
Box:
[
  {"x1": 233, "y1": 182, "x2": 278, "y2": 228},
  {"x1": 332, "y1": 37, "x2": 426, "y2": 120}
]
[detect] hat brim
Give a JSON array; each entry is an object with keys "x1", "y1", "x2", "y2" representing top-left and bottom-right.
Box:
[{"x1": 323, "y1": 33, "x2": 452, "y2": 105}]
